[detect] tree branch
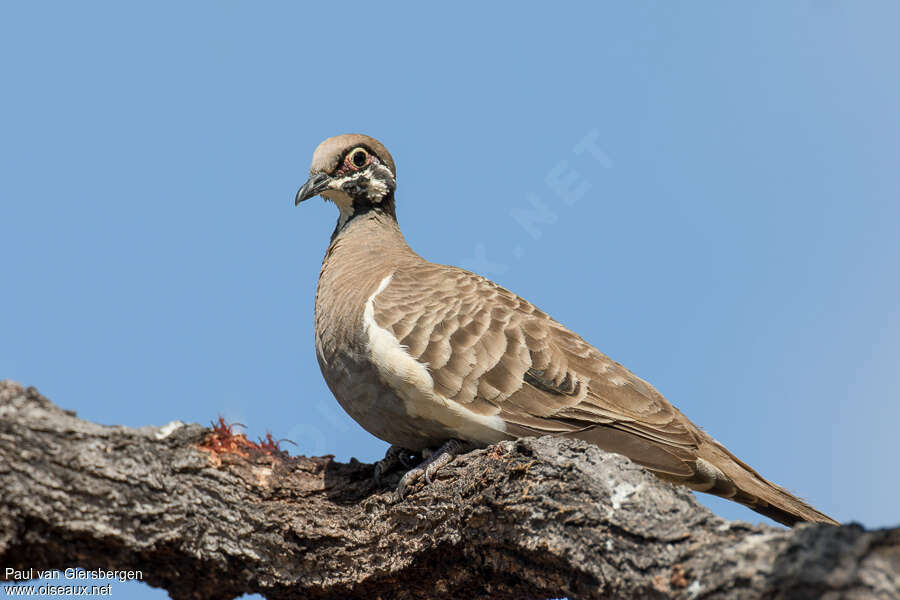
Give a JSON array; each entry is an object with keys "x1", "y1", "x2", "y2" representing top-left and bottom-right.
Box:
[{"x1": 0, "y1": 380, "x2": 897, "y2": 599}]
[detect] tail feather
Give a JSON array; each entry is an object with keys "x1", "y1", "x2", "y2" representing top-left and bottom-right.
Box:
[
  {"x1": 565, "y1": 424, "x2": 836, "y2": 526},
  {"x1": 688, "y1": 439, "x2": 837, "y2": 526}
]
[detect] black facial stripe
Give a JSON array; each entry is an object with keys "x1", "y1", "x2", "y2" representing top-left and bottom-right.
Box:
[
  {"x1": 338, "y1": 166, "x2": 395, "y2": 199},
  {"x1": 341, "y1": 174, "x2": 368, "y2": 196},
  {"x1": 351, "y1": 191, "x2": 395, "y2": 215},
  {"x1": 371, "y1": 165, "x2": 395, "y2": 185}
]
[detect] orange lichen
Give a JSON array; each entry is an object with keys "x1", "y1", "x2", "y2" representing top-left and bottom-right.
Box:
[
  {"x1": 257, "y1": 432, "x2": 283, "y2": 453},
  {"x1": 198, "y1": 417, "x2": 253, "y2": 457},
  {"x1": 670, "y1": 564, "x2": 689, "y2": 589},
  {"x1": 197, "y1": 417, "x2": 289, "y2": 461}
]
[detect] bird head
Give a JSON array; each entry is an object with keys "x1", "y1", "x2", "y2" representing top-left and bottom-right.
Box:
[{"x1": 295, "y1": 134, "x2": 397, "y2": 227}]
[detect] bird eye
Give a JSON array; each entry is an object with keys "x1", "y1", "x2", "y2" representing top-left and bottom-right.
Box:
[{"x1": 350, "y1": 148, "x2": 368, "y2": 168}]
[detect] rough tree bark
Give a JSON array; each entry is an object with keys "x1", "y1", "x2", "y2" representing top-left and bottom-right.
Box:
[{"x1": 0, "y1": 380, "x2": 897, "y2": 600}]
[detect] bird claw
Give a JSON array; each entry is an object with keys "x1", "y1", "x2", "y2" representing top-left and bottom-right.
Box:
[
  {"x1": 397, "y1": 465, "x2": 424, "y2": 500},
  {"x1": 395, "y1": 439, "x2": 473, "y2": 500},
  {"x1": 424, "y1": 450, "x2": 456, "y2": 484}
]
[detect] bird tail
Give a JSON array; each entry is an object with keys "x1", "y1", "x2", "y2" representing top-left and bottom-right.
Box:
[{"x1": 685, "y1": 438, "x2": 838, "y2": 526}]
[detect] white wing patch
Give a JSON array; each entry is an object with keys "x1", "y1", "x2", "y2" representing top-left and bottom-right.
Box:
[{"x1": 364, "y1": 273, "x2": 508, "y2": 444}]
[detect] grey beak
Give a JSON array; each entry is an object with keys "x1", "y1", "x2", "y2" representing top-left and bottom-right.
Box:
[{"x1": 295, "y1": 172, "x2": 332, "y2": 206}]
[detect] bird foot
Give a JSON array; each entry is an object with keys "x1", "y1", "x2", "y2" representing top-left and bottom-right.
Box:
[
  {"x1": 396, "y1": 439, "x2": 474, "y2": 500},
  {"x1": 373, "y1": 445, "x2": 420, "y2": 486}
]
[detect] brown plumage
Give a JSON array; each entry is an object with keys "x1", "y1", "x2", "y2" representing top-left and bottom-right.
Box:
[{"x1": 295, "y1": 133, "x2": 837, "y2": 527}]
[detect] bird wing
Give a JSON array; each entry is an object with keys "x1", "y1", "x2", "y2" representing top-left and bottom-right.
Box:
[
  {"x1": 372, "y1": 262, "x2": 702, "y2": 477},
  {"x1": 373, "y1": 262, "x2": 839, "y2": 526}
]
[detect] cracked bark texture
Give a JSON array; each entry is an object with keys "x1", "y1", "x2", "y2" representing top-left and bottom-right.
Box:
[{"x1": 0, "y1": 380, "x2": 897, "y2": 600}]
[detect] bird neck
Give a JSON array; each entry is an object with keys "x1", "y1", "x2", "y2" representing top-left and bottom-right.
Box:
[
  {"x1": 315, "y1": 208, "x2": 421, "y2": 342},
  {"x1": 323, "y1": 207, "x2": 419, "y2": 273},
  {"x1": 331, "y1": 193, "x2": 398, "y2": 242}
]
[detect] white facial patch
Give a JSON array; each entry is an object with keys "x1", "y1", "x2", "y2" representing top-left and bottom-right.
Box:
[
  {"x1": 365, "y1": 165, "x2": 394, "y2": 202},
  {"x1": 322, "y1": 164, "x2": 395, "y2": 231},
  {"x1": 331, "y1": 167, "x2": 394, "y2": 202}
]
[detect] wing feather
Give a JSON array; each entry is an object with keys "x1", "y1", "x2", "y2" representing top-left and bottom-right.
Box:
[{"x1": 372, "y1": 264, "x2": 702, "y2": 468}]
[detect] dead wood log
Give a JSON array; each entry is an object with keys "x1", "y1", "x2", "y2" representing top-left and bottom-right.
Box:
[{"x1": 0, "y1": 380, "x2": 897, "y2": 599}]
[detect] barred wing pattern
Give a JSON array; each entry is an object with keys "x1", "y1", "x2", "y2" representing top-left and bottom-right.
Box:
[
  {"x1": 372, "y1": 263, "x2": 837, "y2": 526},
  {"x1": 372, "y1": 264, "x2": 700, "y2": 476}
]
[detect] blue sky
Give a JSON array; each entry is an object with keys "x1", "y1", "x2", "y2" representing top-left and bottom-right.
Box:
[{"x1": 2, "y1": 2, "x2": 898, "y2": 598}]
